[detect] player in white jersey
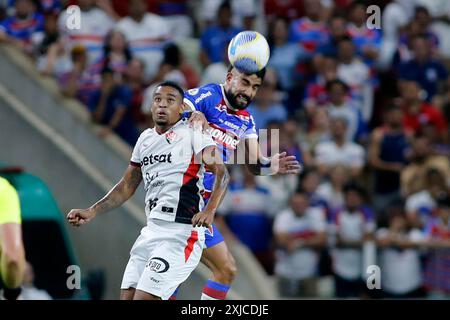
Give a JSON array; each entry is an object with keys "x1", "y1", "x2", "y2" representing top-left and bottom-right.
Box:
[{"x1": 67, "y1": 82, "x2": 229, "y2": 300}]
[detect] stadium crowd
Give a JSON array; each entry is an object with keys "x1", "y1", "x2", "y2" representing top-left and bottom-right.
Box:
[{"x1": 1, "y1": 0, "x2": 450, "y2": 299}]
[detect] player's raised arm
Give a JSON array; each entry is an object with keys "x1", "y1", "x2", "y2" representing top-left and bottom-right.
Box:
[
  {"x1": 244, "y1": 137, "x2": 302, "y2": 176},
  {"x1": 192, "y1": 146, "x2": 230, "y2": 228},
  {"x1": 67, "y1": 165, "x2": 142, "y2": 227}
]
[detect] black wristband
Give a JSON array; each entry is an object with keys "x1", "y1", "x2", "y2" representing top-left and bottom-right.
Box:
[{"x1": 3, "y1": 287, "x2": 22, "y2": 300}]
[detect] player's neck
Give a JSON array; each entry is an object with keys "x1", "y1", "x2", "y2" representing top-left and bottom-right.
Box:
[{"x1": 154, "y1": 118, "x2": 182, "y2": 134}]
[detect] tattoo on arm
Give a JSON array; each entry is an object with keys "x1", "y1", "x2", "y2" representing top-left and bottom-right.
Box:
[{"x1": 90, "y1": 165, "x2": 142, "y2": 215}]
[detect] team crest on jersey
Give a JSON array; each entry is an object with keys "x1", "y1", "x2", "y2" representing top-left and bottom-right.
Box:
[
  {"x1": 187, "y1": 88, "x2": 199, "y2": 96},
  {"x1": 165, "y1": 131, "x2": 178, "y2": 144}
]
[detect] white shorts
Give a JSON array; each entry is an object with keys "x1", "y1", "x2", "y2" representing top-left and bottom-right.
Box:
[{"x1": 120, "y1": 219, "x2": 205, "y2": 300}]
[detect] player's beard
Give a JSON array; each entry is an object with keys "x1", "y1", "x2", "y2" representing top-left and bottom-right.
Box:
[{"x1": 224, "y1": 88, "x2": 251, "y2": 110}]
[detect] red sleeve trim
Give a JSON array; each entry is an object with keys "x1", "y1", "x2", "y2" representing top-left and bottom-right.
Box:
[{"x1": 130, "y1": 161, "x2": 141, "y2": 167}]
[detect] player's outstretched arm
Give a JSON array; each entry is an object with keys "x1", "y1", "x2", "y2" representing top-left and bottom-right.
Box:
[
  {"x1": 192, "y1": 146, "x2": 230, "y2": 228},
  {"x1": 67, "y1": 165, "x2": 142, "y2": 227},
  {"x1": 244, "y1": 138, "x2": 302, "y2": 176}
]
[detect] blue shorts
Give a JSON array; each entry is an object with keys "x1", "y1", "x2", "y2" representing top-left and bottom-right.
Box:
[
  {"x1": 205, "y1": 223, "x2": 225, "y2": 248},
  {"x1": 202, "y1": 174, "x2": 225, "y2": 248}
]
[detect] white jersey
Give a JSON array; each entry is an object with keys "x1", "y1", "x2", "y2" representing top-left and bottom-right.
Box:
[{"x1": 130, "y1": 120, "x2": 216, "y2": 225}]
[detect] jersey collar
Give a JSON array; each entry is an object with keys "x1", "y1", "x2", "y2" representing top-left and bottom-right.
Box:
[{"x1": 153, "y1": 118, "x2": 185, "y2": 135}]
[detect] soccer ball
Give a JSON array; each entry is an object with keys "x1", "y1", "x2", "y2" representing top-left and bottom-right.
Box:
[{"x1": 227, "y1": 31, "x2": 270, "y2": 74}]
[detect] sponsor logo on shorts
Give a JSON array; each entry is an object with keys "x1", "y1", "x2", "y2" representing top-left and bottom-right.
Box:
[
  {"x1": 146, "y1": 257, "x2": 170, "y2": 273},
  {"x1": 149, "y1": 277, "x2": 160, "y2": 283}
]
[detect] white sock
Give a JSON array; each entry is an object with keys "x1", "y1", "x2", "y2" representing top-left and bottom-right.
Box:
[{"x1": 201, "y1": 293, "x2": 218, "y2": 300}]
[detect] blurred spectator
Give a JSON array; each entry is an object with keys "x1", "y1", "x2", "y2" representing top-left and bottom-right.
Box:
[
  {"x1": 59, "y1": 45, "x2": 101, "y2": 105},
  {"x1": 376, "y1": 205, "x2": 426, "y2": 298},
  {"x1": 406, "y1": 168, "x2": 449, "y2": 229},
  {"x1": 255, "y1": 174, "x2": 298, "y2": 216},
  {"x1": 316, "y1": 15, "x2": 347, "y2": 58},
  {"x1": 39, "y1": 0, "x2": 62, "y2": 15},
  {"x1": 379, "y1": 0, "x2": 417, "y2": 70},
  {"x1": 416, "y1": 0, "x2": 450, "y2": 59},
  {"x1": 141, "y1": 43, "x2": 188, "y2": 118},
  {"x1": 398, "y1": 36, "x2": 448, "y2": 102},
  {"x1": 36, "y1": 11, "x2": 59, "y2": 57},
  {"x1": 298, "y1": 107, "x2": 331, "y2": 167},
  {"x1": 273, "y1": 190, "x2": 327, "y2": 297},
  {"x1": 90, "y1": 30, "x2": 132, "y2": 83},
  {"x1": 314, "y1": 116, "x2": 365, "y2": 178},
  {"x1": 401, "y1": 135, "x2": 450, "y2": 196},
  {"x1": 395, "y1": 15, "x2": 439, "y2": 65},
  {"x1": 423, "y1": 195, "x2": 450, "y2": 298},
  {"x1": 289, "y1": 0, "x2": 329, "y2": 54},
  {"x1": 399, "y1": 80, "x2": 448, "y2": 139},
  {"x1": 369, "y1": 105, "x2": 410, "y2": 218},
  {"x1": 123, "y1": 58, "x2": 147, "y2": 130},
  {"x1": 248, "y1": 69, "x2": 287, "y2": 130},
  {"x1": 0, "y1": 0, "x2": 44, "y2": 55},
  {"x1": 336, "y1": 36, "x2": 373, "y2": 122},
  {"x1": 116, "y1": 0, "x2": 172, "y2": 81},
  {"x1": 422, "y1": 123, "x2": 450, "y2": 157},
  {"x1": 324, "y1": 79, "x2": 367, "y2": 142},
  {"x1": 199, "y1": 0, "x2": 258, "y2": 31},
  {"x1": 346, "y1": 0, "x2": 382, "y2": 64},
  {"x1": 200, "y1": 45, "x2": 229, "y2": 85},
  {"x1": 58, "y1": 0, "x2": 115, "y2": 64},
  {"x1": 280, "y1": 119, "x2": 304, "y2": 164},
  {"x1": 219, "y1": 168, "x2": 276, "y2": 274},
  {"x1": 268, "y1": 16, "x2": 307, "y2": 93},
  {"x1": 264, "y1": 0, "x2": 304, "y2": 24},
  {"x1": 88, "y1": 68, "x2": 139, "y2": 145},
  {"x1": 21, "y1": 262, "x2": 52, "y2": 300},
  {"x1": 297, "y1": 168, "x2": 323, "y2": 208},
  {"x1": 156, "y1": 0, "x2": 193, "y2": 39},
  {"x1": 330, "y1": 183, "x2": 375, "y2": 298},
  {"x1": 151, "y1": 43, "x2": 187, "y2": 88},
  {"x1": 316, "y1": 165, "x2": 349, "y2": 214},
  {"x1": 303, "y1": 56, "x2": 337, "y2": 114},
  {"x1": 199, "y1": 1, "x2": 241, "y2": 68}
]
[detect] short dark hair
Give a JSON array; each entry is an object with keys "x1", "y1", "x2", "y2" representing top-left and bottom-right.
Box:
[
  {"x1": 325, "y1": 79, "x2": 349, "y2": 92},
  {"x1": 228, "y1": 65, "x2": 267, "y2": 81},
  {"x1": 343, "y1": 182, "x2": 366, "y2": 198},
  {"x1": 155, "y1": 81, "x2": 184, "y2": 99},
  {"x1": 337, "y1": 35, "x2": 353, "y2": 45},
  {"x1": 437, "y1": 195, "x2": 450, "y2": 208}
]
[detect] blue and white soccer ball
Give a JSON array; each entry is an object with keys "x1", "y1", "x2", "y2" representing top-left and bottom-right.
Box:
[{"x1": 227, "y1": 31, "x2": 270, "y2": 74}]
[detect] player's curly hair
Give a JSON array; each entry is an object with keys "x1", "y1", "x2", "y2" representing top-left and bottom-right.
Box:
[{"x1": 228, "y1": 65, "x2": 266, "y2": 81}]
